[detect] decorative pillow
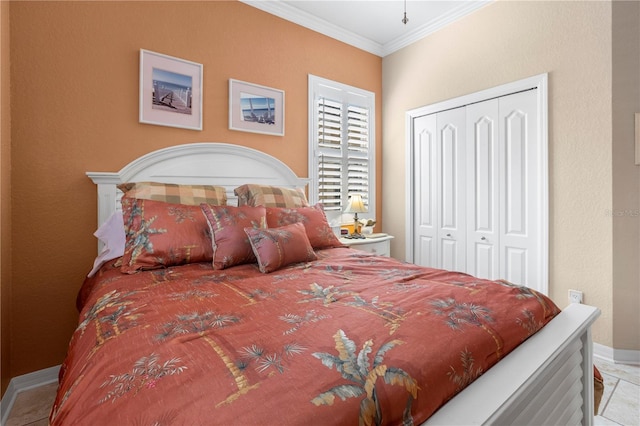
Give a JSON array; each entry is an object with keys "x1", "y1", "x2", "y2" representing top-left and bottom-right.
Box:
[
  {"x1": 87, "y1": 211, "x2": 126, "y2": 277},
  {"x1": 200, "y1": 204, "x2": 267, "y2": 270},
  {"x1": 266, "y1": 204, "x2": 344, "y2": 249},
  {"x1": 120, "y1": 198, "x2": 213, "y2": 273},
  {"x1": 245, "y1": 222, "x2": 317, "y2": 273},
  {"x1": 234, "y1": 184, "x2": 308, "y2": 208},
  {"x1": 118, "y1": 181, "x2": 227, "y2": 206}
]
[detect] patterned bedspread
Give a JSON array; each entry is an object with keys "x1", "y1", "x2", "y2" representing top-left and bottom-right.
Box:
[{"x1": 51, "y1": 248, "x2": 559, "y2": 425}]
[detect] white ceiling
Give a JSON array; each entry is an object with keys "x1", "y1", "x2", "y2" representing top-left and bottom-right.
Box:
[{"x1": 241, "y1": 0, "x2": 493, "y2": 57}]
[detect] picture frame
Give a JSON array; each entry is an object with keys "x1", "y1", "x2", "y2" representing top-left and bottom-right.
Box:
[
  {"x1": 229, "y1": 79, "x2": 284, "y2": 136},
  {"x1": 139, "y1": 49, "x2": 203, "y2": 131}
]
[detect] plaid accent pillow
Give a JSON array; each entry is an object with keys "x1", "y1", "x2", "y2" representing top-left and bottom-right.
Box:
[
  {"x1": 118, "y1": 182, "x2": 227, "y2": 206},
  {"x1": 234, "y1": 184, "x2": 308, "y2": 208}
]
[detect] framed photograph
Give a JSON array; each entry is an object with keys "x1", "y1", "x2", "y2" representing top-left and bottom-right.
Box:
[
  {"x1": 139, "y1": 49, "x2": 203, "y2": 131},
  {"x1": 229, "y1": 79, "x2": 284, "y2": 136}
]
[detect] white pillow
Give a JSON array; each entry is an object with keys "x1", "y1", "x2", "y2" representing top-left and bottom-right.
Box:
[{"x1": 87, "y1": 211, "x2": 125, "y2": 277}]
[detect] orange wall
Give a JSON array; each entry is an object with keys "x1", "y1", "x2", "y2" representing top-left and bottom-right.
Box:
[{"x1": 6, "y1": 0, "x2": 381, "y2": 383}]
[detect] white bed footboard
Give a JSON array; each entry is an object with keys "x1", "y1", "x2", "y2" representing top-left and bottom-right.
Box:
[{"x1": 424, "y1": 303, "x2": 600, "y2": 425}]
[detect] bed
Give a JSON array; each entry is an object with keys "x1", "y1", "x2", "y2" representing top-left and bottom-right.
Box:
[{"x1": 50, "y1": 142, "x2": 600, "y2": 425}]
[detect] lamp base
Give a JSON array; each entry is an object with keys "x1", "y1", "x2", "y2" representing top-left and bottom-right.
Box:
[{"x1": 344, "y1": 211, "x2": 366, "y2": 239}]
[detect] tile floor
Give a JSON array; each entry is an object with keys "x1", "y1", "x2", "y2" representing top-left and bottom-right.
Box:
[
  {"x1": 3, "y1": 381, "x2": 56, "y2": 426},
  {"x1": 2, "y1": 358, "x2": 639, "y2": 425},
  {"x1": 594, "y1": 358, "x2": 640, "y2": 425}
]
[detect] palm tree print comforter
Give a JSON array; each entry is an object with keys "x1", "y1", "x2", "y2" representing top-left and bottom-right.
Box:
[{"x1": 51, "y1": 248, "x2": 559, "y2": 425}]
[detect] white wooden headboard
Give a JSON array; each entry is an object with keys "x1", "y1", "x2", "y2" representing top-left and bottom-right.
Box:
[{"x1": 87, "y1": 142, "x2": 309, "y2": 230}]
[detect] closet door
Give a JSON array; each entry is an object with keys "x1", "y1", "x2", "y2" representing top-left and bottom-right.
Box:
[
  {"x1": 407, "y1": 75, "x2": 547, "y2": 293},
  {"x1": 436, "y1": 107, "x2": 466, "y2": 272},
  {"x1": 499, "y1": 90, "x2": 539, "y2": 287},
  {"x1": 412, "y1": 107, "x2": 466, "y2": 270},
  {"x1": 412, "y1": 113, "x2": 437, "y2": 267},
  {"x1": 466, "y1": 99, "x2": 500, "y2": 280}
]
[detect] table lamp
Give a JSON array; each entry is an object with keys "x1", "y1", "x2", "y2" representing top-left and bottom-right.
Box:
[{"x1": 344, "y1": 193, "x2": 367, "y2": 239}]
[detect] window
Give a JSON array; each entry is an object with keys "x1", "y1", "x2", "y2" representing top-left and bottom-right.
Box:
[{"x1": 307, "y1": 75, "x2": 376, "y2": 224}]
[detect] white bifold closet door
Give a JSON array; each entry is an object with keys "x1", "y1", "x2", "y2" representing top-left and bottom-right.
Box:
[
  {"x1": 413, "y1": 106, "x2": 467, "y2": 273},
  {"x1": 465, "y1": 98, "x2": 499, "y2": 280},
  {"x1": 413, "y1": 113, "x2": 438, "y2": 269},
  {"x1": 437, "y1": 107, "x2": 467, "y2": 272},
  {"x1": 413, "y1": 89, "x2": 539, "y2": 289}
]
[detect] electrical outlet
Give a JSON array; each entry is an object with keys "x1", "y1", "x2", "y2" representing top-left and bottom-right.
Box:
[{"x1": 568, "y1": 289, "x2": 583, "y2": 304}]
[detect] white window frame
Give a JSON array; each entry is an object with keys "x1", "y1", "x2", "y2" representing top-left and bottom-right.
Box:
[{"x1": 307, "y1": 75, "x2": 376, "y2": 226}]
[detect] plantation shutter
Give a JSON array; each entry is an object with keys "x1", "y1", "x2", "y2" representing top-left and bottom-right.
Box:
[
  {"x1": 309, "y1": 75, "x2": 375, "y2": 219},
  {"x1": 346, "y1": 105, "x2": 370, "y2": 208},
  {"x1": 317, "y1": 97, "x2": 344, "y2": 212}
]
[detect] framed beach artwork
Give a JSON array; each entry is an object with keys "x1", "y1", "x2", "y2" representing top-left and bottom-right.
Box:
[
  {"x1": 139, "y1": 49, "x2": 203, "y2": 131},
  {"x1": 229, "y1": 79, "x2": 284, "y2": 136}
]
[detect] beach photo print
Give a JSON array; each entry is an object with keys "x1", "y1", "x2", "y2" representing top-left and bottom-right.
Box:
[
  {"x1": 229, "y1": 79, "x2": 284, "y2": 136},
  {"x1": 139, "y1": 49, "x2": 203, "y2": 130}
]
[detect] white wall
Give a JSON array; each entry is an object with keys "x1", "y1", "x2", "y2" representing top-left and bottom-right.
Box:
[{"x1": 382, "y1": 0, "x2": 620, "y2": 347}]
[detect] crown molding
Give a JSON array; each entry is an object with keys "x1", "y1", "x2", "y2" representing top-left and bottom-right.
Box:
[
  {"x1": 382, "y1": 1, "x2": 492, "y2": 56},
  {"x1": 241, "y1": 0, "x2": 384, "y2": 56},
  {"x1": 241, "y1": 0, "x2": 492, "y2": 57}
]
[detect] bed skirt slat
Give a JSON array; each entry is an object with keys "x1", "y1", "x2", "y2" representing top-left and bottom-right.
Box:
[{"x1": 509, "y1": 340, "x2": 584, "y2": 425}]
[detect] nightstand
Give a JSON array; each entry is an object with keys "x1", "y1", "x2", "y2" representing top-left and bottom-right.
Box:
[{"x1": 339, "y1": 235, "x2": 394, "y2": 257}]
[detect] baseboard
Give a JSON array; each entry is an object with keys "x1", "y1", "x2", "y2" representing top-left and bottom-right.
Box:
[
  {"x1": 594, "y1": 343, "x2": 640, "y2": 366},
  {"x1": 0, "y1": 365, "x2": 60, "y2": 426}
]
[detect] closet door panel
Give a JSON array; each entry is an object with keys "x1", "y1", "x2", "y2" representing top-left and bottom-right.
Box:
[
  {"x1": 475, "y1": 244, "x2": 496, "y2": 278},
  {"x1": 440, "y1": 239, "x2": 460, "y2": 272},
  {"x1": 437, "y1": 107, "x2": 466, "y2": 271},
  {"x1": 505, "y1": 247, "x2": 527, "y2": 285},
  {"x1": 413, "y1": 114, "x2": 437, "y2": 267},
  {"x1": 499, "y1": 90, "x2": 538, "y2": 287},
  {"x1": 466, "y1": 99, "x2": 499, "y2": 280},
  {"x1": 440, "y1": 124, "x2": 459, "y2": 229},
  {"x1": 504, "y1": 110, "x2": 526, "y2": 236}
]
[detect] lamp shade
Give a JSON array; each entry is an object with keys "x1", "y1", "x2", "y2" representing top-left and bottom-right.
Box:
[{"x1": 344, "y1": 194, "x2": 367, "y2": 214}]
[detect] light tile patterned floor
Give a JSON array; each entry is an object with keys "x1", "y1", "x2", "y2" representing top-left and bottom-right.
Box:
[
  {"x1": 4, "y1": 382, "x2": 57, "y2": 426},
  {"x1": 3, "y1": 359, "x2": 639, "y2": 425},
  {"x1": 595, "y1": 358, "x2": 640, "y2": 426}
]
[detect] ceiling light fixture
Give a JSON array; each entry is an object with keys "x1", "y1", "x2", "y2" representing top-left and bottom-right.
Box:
[{"x1": 402, "y1": 0, "x2": 409, "y2": 25}]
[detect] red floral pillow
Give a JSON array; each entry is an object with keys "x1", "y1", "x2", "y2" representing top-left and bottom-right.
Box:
[
  {"x1": 245, "y1": 222, "x2": 317, "y2": 273},
  {"x1": 120, "y1": 198, "x2": 213, "y2": 273},
  {"x1": 266, "y1": 204, "x2": 344, "y2": 249},
  {"x1": 200, "y1": 204, "x2": 266, "y2": 270}
]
